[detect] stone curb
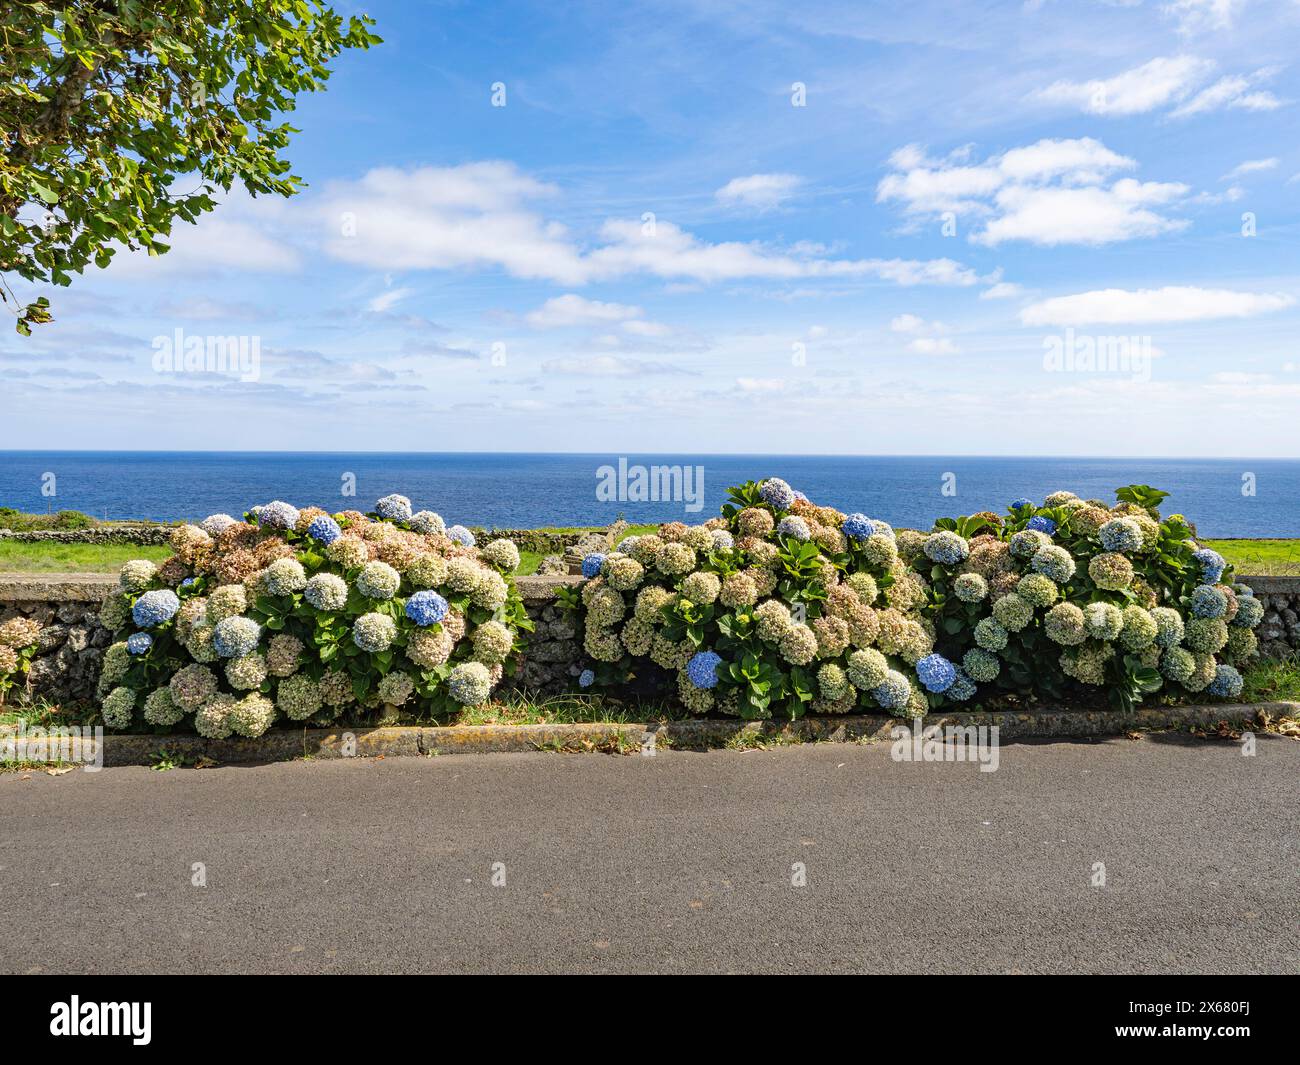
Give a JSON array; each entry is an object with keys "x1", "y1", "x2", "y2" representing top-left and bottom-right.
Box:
[{"x1": 18, "y1": 701, "x2": 1292, "y2": 768}]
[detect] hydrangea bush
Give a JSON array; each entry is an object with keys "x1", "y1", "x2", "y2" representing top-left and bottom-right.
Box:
[
  {"x1": 571, "y1": 478, "x2": 941, "y2": 720},
  {"x1": 96, "y1": 496, "x2": 531, "y2": 735},
  {"x1": 915, "y1": 484, "x2": 1264, "y2": 710},
  {"x1": 0, "y1": 616, "x2": 42, "y2": 702}
]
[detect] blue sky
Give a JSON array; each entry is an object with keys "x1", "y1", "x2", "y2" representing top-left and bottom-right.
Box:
[{"x1": 3, "y1": 0, "x2": 1299, "y2": 456}]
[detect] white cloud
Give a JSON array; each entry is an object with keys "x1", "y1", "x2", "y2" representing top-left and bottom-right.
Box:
[
  {"x1": 319, "y1": 162, "x2": 591, "y2": 284},
  {"x1": 1020, "y1": 286, "x2": 1294, "y2": 325},
  {"x1": 367, "y1": 288, "x2": 412, "y2": 314},
  {"x1": 907, "y1": 337, "x2": 960, "y2": 354},
  {"x1": 526, "y1": 294, "x2": 642, "y2": 328},
  {"x1": 879, "y1": 138, "x2": 1190, "y2": 246},
  {"x1": 977, "y1": 180, "x2": 1189, "y2": 246},
  {"x1": 318, "y1": 163, "x2": 976, "y2": 288},
  {"x1": 541, "y1": 354, "x2": 688, "y2": 376},
  {"x1": 1163, "y1": 0, "x2": 1246, "y2": 34},
  {"x1": 1220, "y1": 158, "x2": 1279, "y2": 181},
  {"x1": 716, "y1": 173, "x2": 802, "y2": 210},
  {"x1": 736, "y1": 377, "x2": 788, "y2": 392},
  {"x1": 876, "y1": 147, "x2": 1003, "y2": 216},
  {"x1": 980, "y1": 281, "x2": 1025, "y2": 300},
  {"x1": 997, "y1": 138, "x2": 1134, "y2": 183},
  {"x1": 1171, "y1": 73, "x2": 1281, "y2": 117},
  {"x1": 1210, "y1": 371, "x2": 1271, "y2": 384},
  {"x1": 890, "y1": 313, "x2": 928, "y2": 334},
  {"x1": 890, "y1": 315, "x2": 958, "y2": 352},
  {"x1": 585, "y1": 218, "x2": 977, "y2": 285},
  {"x1": 106, "y1": 187, "x2": 300, "y2": 277},
  {"x1": 1034, "y1": 56, "x2": 1214, "y2": 116},
  {"x1": 620, "y1": 319, "x2": 673, "y2": 337}
]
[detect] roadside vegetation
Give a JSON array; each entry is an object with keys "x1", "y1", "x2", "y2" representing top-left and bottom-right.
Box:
[
  {"x1": 1239, "y1": 654, "x2": 1300, "y2": 704},
  {"x1": 0, "y1": 507, "x2": 97, "y2": 531},
  {"x1": 0, "y1": 542, "x2": 172, "y2": 572}
]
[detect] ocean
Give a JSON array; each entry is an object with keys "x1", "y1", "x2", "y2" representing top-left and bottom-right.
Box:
[{"x1": 0, "y1": 452, "x2": 1295, "y2": 537}]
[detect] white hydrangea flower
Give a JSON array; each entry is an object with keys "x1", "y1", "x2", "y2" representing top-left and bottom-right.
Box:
[{"x1": 118, "y1": 559, "x2": 158, "y2": 592}]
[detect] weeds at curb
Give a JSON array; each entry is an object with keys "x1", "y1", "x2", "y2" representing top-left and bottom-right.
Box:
[{"x1": 149, "y1": 747, "x2": 217, "y2": 771}]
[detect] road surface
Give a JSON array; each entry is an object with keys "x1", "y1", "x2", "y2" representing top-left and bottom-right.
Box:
[{"x1": 2, "y1": 733, "x2": 1296, "y2": 974}]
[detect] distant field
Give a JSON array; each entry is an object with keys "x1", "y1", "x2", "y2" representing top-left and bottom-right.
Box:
[
  {"x1": 0, "y1": 542, "x2": 172, "y2": 573},
  {"x1": 1203, "y1": 539, "x2": 1300, "y2": 577}
]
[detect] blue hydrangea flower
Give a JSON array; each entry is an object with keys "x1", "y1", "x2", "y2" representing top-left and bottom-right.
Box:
[
  {"x1": 842, "y1": 513, "x2": 877, "y2": 541},
  {"x1": 258, "y1": 500, "x2": 299, "y2": 530},
  {"x1": 1192, "y1": 547, "x2": 1226, "y2": 584},
  {"x1": 1207, "y1": 664, "x2": 1243, "y2": 698},
  {"x1": 776, "y1": 515, "x2": 811, "y2": 541},
  {"x1": 710, "y1": 530, "x2": 734, "y2": 550},
  {"x1": 180, "y1": 577, "x2": 197, "y2": 589},
  {"x1": 132, "y1": 589, "x2": 180, "y2": 628},
  {"x1": 447, "y1": 525, "x2": 476, "y2": 547},
  {"x1": 871, "y1": 671, "x2": 912, "y2": 710},
  {"x1": 1232, "y1": 596, "x2": 1264, "y2": 628},
  {"x1": 686, "y1": 650, "x2": 722, "y2": 689},
  {"x1": 405, "y1": 590, "x2": 449, "y2": 627},
  {"x1": 1190, "y1": 584, "x2": 1228, "y2": 619},
  {"x1": 758, "y1": 477, "x2": 796, "y2": 510},
  {"x1": 923, "y1": 530, "x2": 970, "y2": 565},
  {"x1": 581, "y1": 553, "x2": 606, "y2": 578},
  {"x1": 946, "y1": 671, "x2": 977, "y2": 702},
  {"x1": 1025, "y1": 515, "x2": 1057, "y2": 535},
  {"x1": 409, "y1": 510, "x2": 445, "y2": 535},
  {"x1": 212, "y1": 616, "x2": 261, "y2": 658},
  {"x1": 915, "y1": 653, "x2": 957, "y2": 693},
  {"x1": 375, "y1": 494, "x2": 413, "y2": 522},
  {"x1": 1099, "y1": 517, "x2": 1143, "y2": 553},
  {"x1": 126, "y1": 632, "x2": 153, "y2": 655},
  {"x1": 578, "y1": 669, "x2": 595, "y2": 688},
  {"x1": 307, "y1": 514, "x2": 342, "y2": 545},
  {"x1": 1010, "y1": 497, "x2": 1034, "y2": 510},
  {"x1": 792, "y1": 490, "x2": 809, "y2": 502}
]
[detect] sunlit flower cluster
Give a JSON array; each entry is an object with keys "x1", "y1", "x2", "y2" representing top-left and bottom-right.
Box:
[
  {"x1": 95, "y1": 494, "x2": 528, "y2": 733},
  {"x1": 915, "y1": 486, "x2": 1264, "y2": 707},
  {"x1": 570, "y1": 477, "x2": 930, "y2": 720}
]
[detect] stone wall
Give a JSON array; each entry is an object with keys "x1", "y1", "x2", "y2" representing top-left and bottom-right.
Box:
[
  {"x1": 3, "y1": 572, "x2": 1297, "y2": 709},
  {"x1": 1241, "y1": 577, "x2": 1300, "y2": 661},
  {"x1": 0, "y1": 572, "x2": 586, "y2": 707},
  {"x1": 0, "y1": 526, "x2": 174, "y2": 545},
  {"x1": 0, "y1": 576, "x2": 115, "y2": 705},
  {"x1": 511, "y1": 575, "x2": 585, "y2": 693}
]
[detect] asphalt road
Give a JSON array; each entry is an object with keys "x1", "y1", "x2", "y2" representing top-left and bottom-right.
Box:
[{"x1": 2, "y1": 734, "x2": 1296, "y2": 974}]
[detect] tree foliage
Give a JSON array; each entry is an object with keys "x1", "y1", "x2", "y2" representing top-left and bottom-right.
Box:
[{"x1": 0, "y1": 0, "x2": 380, "y2": 333}]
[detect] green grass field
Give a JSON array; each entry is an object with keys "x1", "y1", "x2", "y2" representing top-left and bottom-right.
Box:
[
  {"x1": 1201, "y1": 539, "x2": 1300, "y2": 576},
  {"x1": 0, "y1": 542, "x2": 172, "y2": 572}
]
